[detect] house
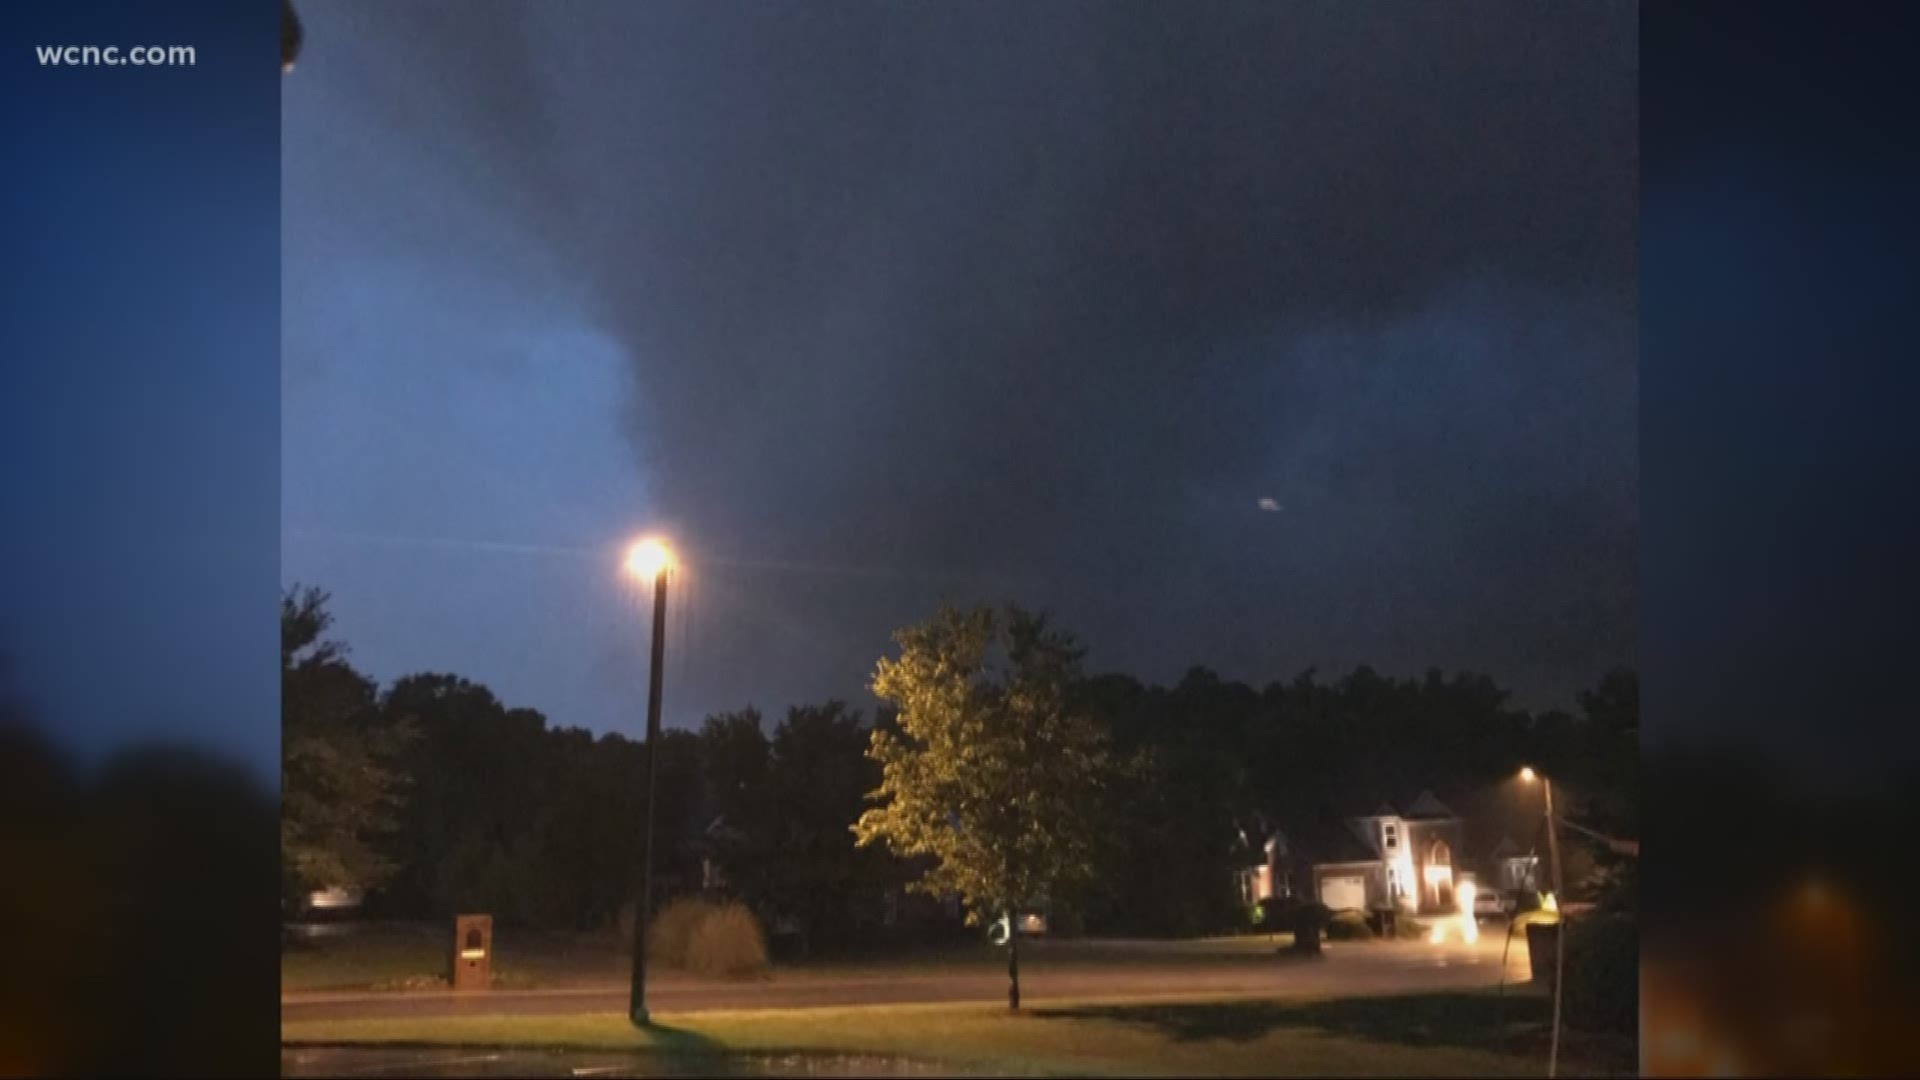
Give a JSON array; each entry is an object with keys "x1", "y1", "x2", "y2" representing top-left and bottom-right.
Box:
[
  {"x1": 1233, "y1": 825, "x2": 1294, "y2": 907},
  {"x1": 695, "y1": 814, "x2": 742, "y2": 894},
  {"x1": 304, "y1": 885, "x2": 362, "y2": 913},
  {"x1": 1307, "y1": 791, "x2": 1470, "y2": 915},
  {"x1": 1485, "y1": 835, "x2": 1543, "y2": 893}
]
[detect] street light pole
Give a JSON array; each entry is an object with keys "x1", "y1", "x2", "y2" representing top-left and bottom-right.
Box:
[
  {"x1": 1542, "y1": 774, "x2": 1565, "y2": 1080},
  {"x1": 626, "y1": 540, "x2": 672, "y2": 1028},
  {"x1": 1520, "y1": 766, "x2": 1567, "y2": 1079}
]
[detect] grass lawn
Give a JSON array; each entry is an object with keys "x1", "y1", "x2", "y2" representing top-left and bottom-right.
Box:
[
  {"x1": 282, "y1": 991, "x2": 1635, "y2": 1077},
  {"x1": 283, "y1": 924, "x2": 629, "y2": 991},
  {"x1": 282, "y1": 926, "x2": 1301, "y2": 992}
]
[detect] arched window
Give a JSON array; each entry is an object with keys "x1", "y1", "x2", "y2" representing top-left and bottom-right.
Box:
[{"x1": 1425, "y1": 840, "x2": 1455, "y2": 909}]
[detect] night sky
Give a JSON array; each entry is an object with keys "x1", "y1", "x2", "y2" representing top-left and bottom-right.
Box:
[{"x1": 282, "y1": 1, "x2": 1636, "y2": 740}]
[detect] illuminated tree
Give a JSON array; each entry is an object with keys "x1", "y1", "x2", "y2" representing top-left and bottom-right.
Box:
[{"x1": 854, "y1": 605, "x2": 1108, "y2": 1009}]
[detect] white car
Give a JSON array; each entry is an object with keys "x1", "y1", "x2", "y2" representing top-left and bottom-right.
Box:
[{"x1": 1472, "y1": 888, "x2": 1512, "y2": 919}]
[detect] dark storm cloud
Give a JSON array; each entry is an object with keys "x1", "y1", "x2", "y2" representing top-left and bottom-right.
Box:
[{"x1": 296, "y1": 1, "x2": 1634, "y2": 715}]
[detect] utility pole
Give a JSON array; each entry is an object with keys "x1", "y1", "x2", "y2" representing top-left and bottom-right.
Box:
[
  {"x1": 1544, "y1": 775, "x2": 1565, "y2": 1079},
  {"x1": 626, "y1": 541, "x2": 672, "y2": 1027}
]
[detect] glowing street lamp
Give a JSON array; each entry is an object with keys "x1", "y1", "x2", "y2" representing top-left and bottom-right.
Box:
[
  {"x1": 1521, "y1": 765, "x2": 1567, "y2": 1079},
  {"x1": 624, "y1": 537, "x2": 674, "y2": 1027},
  {"x1": 625, "y1": 538, "x2": 673, "y2": 581}
]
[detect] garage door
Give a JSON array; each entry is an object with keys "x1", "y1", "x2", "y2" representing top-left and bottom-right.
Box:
[{"x1": 1320, "y1": 873, "x2": 1366, "y2": 912}]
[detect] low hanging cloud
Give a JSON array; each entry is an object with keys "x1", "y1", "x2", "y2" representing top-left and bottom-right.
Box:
[{"x1": 287, "y1": 1, "x2": 1636, "y2": 717}]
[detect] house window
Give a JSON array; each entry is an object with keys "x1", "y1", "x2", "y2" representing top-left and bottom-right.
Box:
[
  {"x1": 1382, "y1": 822, "x2": 1399, "y2": 850},
  {"x1": 1505, "y1": 856, "x2": 1538, "y2": 891}
]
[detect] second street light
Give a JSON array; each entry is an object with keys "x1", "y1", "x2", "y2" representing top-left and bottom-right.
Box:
[
  {"x1": 1520, "y1": 765, "x2": 1566, "y2": 1080},
  {"x1": 624, "y1": 537, "x2": 673, "y2": 1027}
]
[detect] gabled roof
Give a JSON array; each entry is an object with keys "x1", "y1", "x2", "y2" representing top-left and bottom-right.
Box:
[
  {"x1": 1488, "y1": 835, "x2": 1534, "y2": 860},
  {"x1": 1295, "y1": 788, "x2": 1468, "y2": 868},
  {"x1": 1344, "y1": 816, "x2": 1379, "y2": 851},
  {"x1": 1352, "y1": 790, "x2": 1458, "y2": 823},
  {"x1": 1404, "y1": 790, "x2": 1456, "y2": 821},
  {"x1": 1299, "y1": 817, "x2": 1379, "y2": 864}
]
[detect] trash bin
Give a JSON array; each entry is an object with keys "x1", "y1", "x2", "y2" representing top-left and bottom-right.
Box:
[
  {"x1": 1525, "y1": 921, "x2": 1559, "y2": 984},
  {"x1": 1292, "y1": 905, "x2": 1325, "y2": 955},
  {"x1": 451, "y1": 913, "x2": 493, "y2": 991}
]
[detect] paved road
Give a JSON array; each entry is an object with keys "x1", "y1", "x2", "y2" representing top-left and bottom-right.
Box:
[
  {"x1": 283, "y1": 936, "x2": 1536, "y2": 1023},
  {"x1": 282, "y1": 1047, "x2": 995, "y2": 1077}
]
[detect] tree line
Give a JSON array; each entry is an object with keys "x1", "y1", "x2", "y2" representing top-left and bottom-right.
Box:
[{"x1": 282, "y1": 588, "x2": 1636, "y2": 952}]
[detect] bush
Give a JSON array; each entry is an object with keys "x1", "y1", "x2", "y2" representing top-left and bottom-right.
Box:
[
  {"x1": 645, "y1": 896, "x2": 713, "y2": 970},
  {"x1": 1248, "y1": 897, "x2": 1300, "y2": 935},
  {"x1": 645, "y1": 897, "x2": 770, "y2": 978},
  {"x1": 1326, "y1": 908, "x2": 1375, "y2": 941},
  {"x1": 1385, "y1": 913, "x2": 1428, "y2": 940},
  {"x1": 685, "y1": 901, "x2": 770, "y2": 978}
]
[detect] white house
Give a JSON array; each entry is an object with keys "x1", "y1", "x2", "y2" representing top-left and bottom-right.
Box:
[{"x1": 1309, "y1": 791, "x2": 1470, "y2": 916}]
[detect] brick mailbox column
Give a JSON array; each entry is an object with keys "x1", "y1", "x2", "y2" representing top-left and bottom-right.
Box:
[{"x1": 451, "y1": 914, "x2": 493, "y2": 991}]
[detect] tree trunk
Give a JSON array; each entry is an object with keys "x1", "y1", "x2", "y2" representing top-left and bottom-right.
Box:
[{"x1": 1007, "y1": 916, "x2": 1021, "y2": 1011}]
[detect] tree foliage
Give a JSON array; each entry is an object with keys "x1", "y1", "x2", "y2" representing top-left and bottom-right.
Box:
[
  {"x1": 380, "y1": 671, "x2": 702, "y2": 930},
  {"x1": 854, "y1": 606, "x2": 1110, "y2": 936},
  {"x1": 703, "y1": 702, "x2": 901, "y2": 954},
  {"x1": 277, "y1": 584, "x2": 1635, "y2": 950},
  {"x1": 280, "y1": 586, "x2": 413, "y2": 906}
]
